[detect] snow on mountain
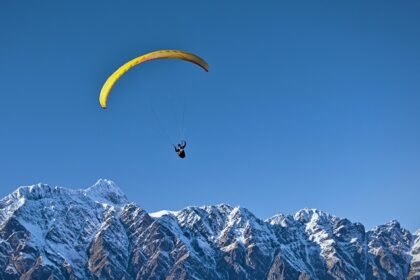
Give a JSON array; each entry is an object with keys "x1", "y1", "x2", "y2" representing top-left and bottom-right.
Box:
[
  {"x1": 84, "y1": 179, "x2": 128, "y2": 206},
  {"x1": 409, "y1": 230, "x2": 420, "y2": 279},
  {"x1": 0, "y1": 180, "x2": 418, "y2": 279}
]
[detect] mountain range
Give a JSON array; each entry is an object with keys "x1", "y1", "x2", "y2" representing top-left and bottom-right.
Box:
[{"x1": 0, "y1": 179, "x2": 418, "y2": 279}]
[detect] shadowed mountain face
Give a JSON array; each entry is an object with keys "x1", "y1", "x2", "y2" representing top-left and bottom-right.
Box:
[{"x1": 0, "y1": 180, "x2": 418, "y2": 280}]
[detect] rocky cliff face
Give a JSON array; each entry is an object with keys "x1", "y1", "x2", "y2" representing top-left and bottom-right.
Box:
[{"x1": 0, "y1": 179, "x2": 418, "y2": 280}]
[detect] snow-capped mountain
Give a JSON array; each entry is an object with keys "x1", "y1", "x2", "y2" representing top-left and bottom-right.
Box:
[{"x1": 0, "y1": 179, "x2": 418, "y2": 280}]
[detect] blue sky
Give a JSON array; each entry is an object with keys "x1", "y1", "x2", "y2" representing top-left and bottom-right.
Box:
[{"x1": 1, "y1": 1, "x2": 419, "y2": 231}]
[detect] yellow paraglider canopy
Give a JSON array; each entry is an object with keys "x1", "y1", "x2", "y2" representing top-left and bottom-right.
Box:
[{"x1": 99, "y1": 50, "x2": 209, "y2": 109}]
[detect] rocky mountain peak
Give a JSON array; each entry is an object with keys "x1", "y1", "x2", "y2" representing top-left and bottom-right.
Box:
[
  {"x1": 84, "y1": 179, "x2": 128, "y2": 205},
  {"x1": 293, "y1": 208, "x2": 334, "y2": 224}
]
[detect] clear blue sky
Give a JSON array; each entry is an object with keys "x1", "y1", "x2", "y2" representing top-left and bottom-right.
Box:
[{"x1": 1, "y1": 1, "x2": 419, "y2": 231}]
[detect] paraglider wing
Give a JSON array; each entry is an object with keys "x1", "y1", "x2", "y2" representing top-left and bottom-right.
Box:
[{"x1": 99, "y1": 50, "x2": 209, "y2": 109}]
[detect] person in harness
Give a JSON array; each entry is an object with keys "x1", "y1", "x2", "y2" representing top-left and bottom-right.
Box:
[{"x1": 174, "y1": 140, "x2": 187, "y2": 158}]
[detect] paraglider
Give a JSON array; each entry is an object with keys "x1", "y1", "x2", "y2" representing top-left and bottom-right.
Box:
[
  {"x1": 174, "y1": 141, "x2": 187, "y2": 158},
  {"x1": 99, "y1": 50, "x2": 208, "y2": 158}
]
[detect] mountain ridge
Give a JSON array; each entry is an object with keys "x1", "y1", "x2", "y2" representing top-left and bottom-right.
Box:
[{"x1": 0, "y1": 179, "x2": 418, "y2": 279}]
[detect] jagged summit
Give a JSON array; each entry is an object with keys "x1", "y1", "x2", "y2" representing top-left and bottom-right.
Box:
[
  {"x1": 84, "y1": 178, "x2": 128, "y2": 205},
  {"x1": 293, "y1": 208, "x2": 334, "y2": 223},
  {"x1": 0, "y1": 180, "x2": 418, "y2": 280},
  {"x1": 86, "y1": 178, "x2": 123, "y2": 193},
  {"x1": 1, "y1": 179, "x2": 127, "y2": 207}
]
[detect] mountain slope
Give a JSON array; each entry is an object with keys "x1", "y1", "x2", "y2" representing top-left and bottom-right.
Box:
[{"x1": 0, "y1": 180, "x2": 417, "y2": 280}]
